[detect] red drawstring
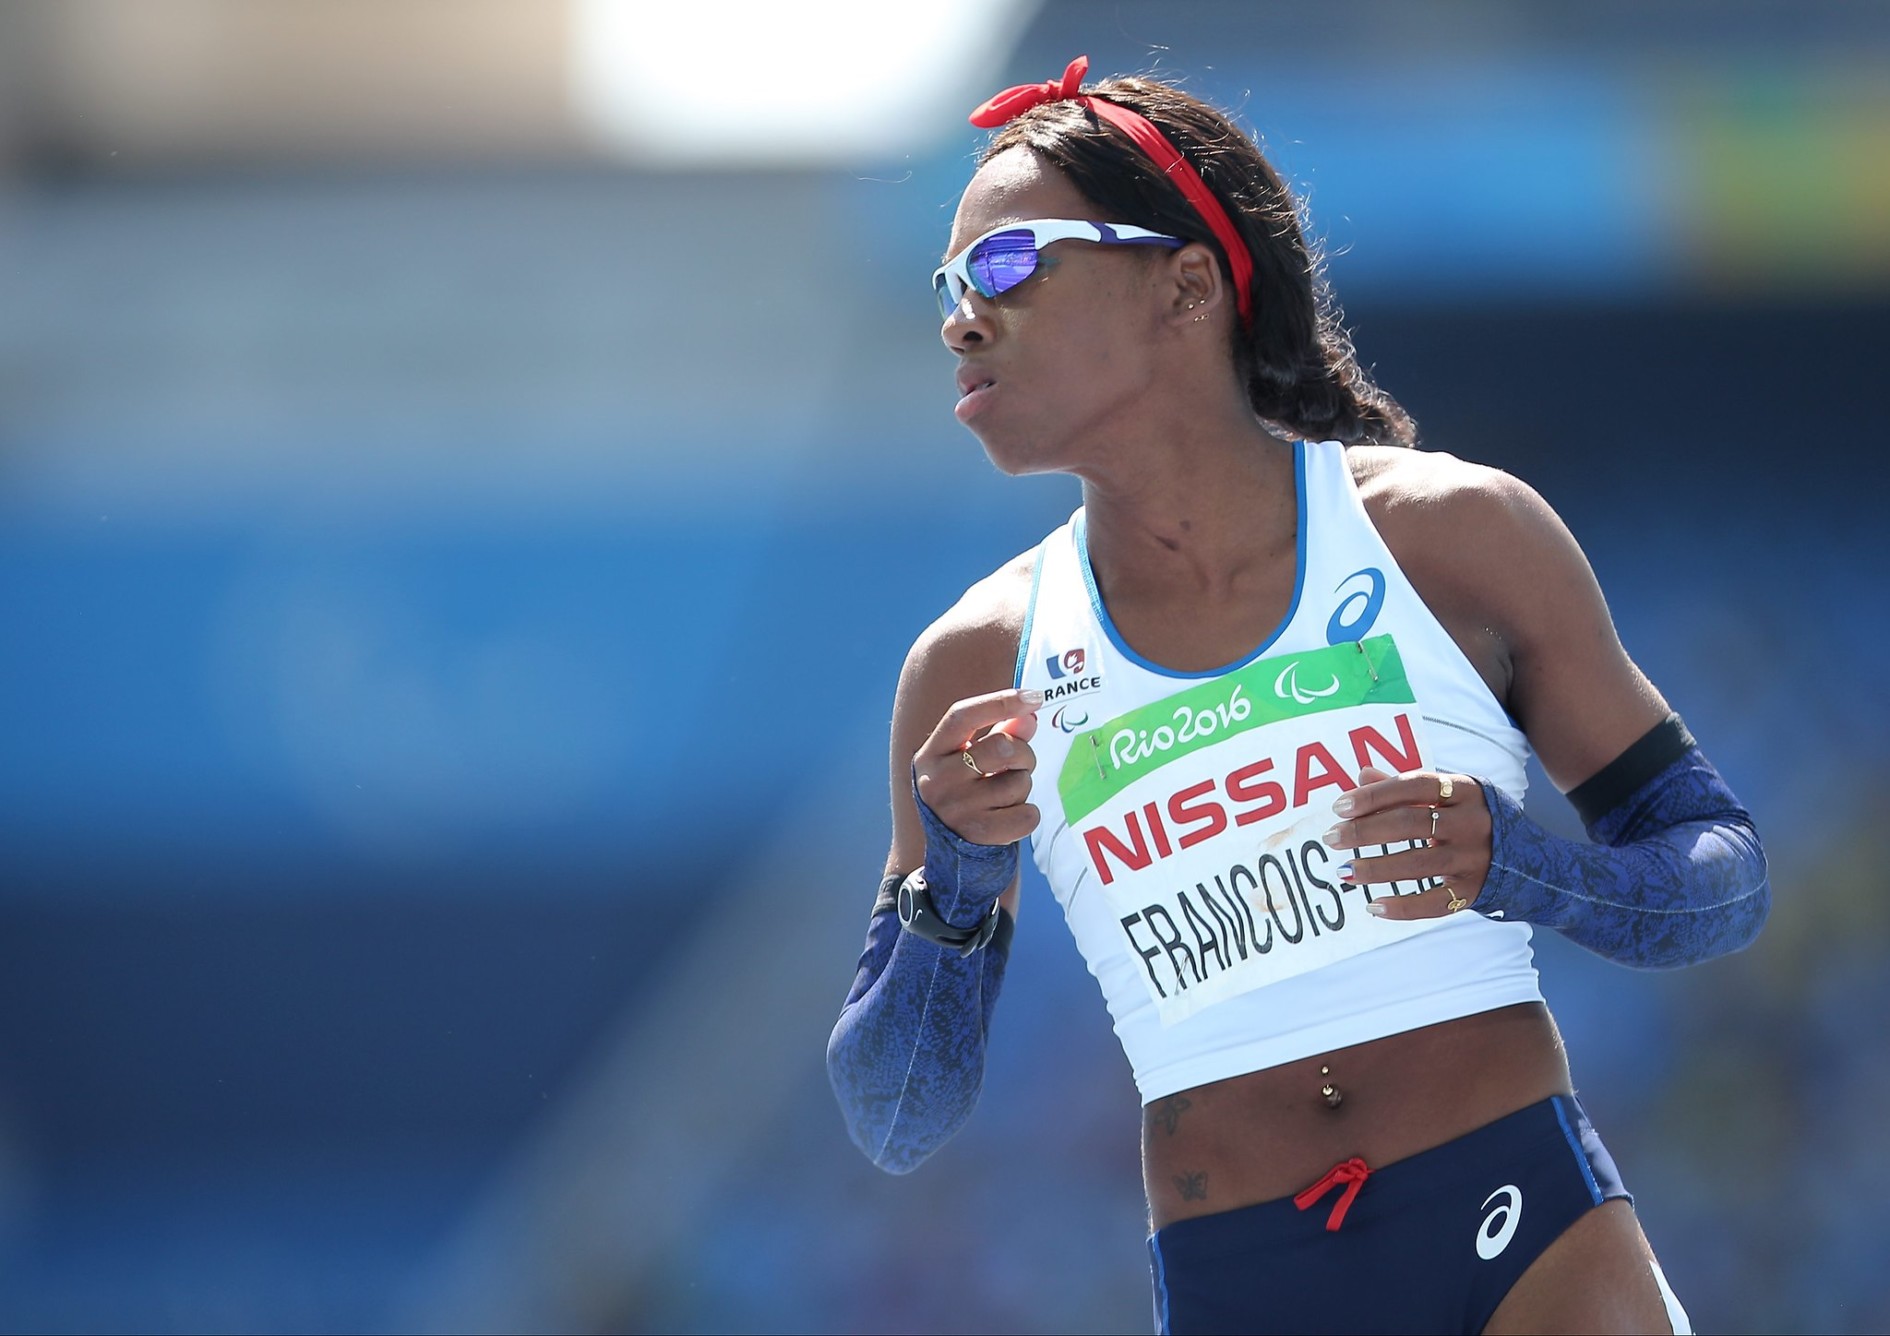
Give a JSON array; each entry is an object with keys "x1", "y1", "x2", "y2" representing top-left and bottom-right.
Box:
[{"x1": 1293, "y1": 1156, "x2": 1371, "y2": 1232}]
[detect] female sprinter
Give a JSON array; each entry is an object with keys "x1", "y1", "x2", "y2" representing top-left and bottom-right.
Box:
[{"x1": 827, "y1": 57, "x2": 1767, "y2": 1335}]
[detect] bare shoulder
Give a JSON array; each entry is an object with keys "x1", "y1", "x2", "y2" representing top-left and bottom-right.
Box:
[
  {"x1": 1348, "y1": 444, "x2": 1545, "y2": 537},
  {"x1": 896, "y1": 546, "x2": 1039, "y2": 715},
  {"x1": 881, "y1": 546, "x2": 1039, "y2": 878},
  {"x1": 1348, "y1": 445, "x2": 1668, "y2": 789},
  {"x1": 1347, "y1": 445, "x2": 1583, "y2": 620}
]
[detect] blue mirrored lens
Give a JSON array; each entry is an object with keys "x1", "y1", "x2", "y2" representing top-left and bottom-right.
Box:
[{"x1": 967, "y1": 231, "x2": 1041, "y2": 299}]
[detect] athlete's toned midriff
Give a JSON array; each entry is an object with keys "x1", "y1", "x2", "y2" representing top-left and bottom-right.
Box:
[{"x1": 1142, "y1": 1001, "x2": 1569, "y2": 1230}]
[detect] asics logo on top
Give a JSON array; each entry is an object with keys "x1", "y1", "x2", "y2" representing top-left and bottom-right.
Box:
[
  {"x1": 1475, "y1": 1184, "x2": 1523, "y2": 1260},
  {"x1": 1326, "y1": 567, "x2": 1386, "y2": 645},
  {"x1": 1274, "y1": 661, "x2": 1341, "y2": 706},
  {"x1": 1047, "y1": 648, "x2": 1087, "y2": 679}
]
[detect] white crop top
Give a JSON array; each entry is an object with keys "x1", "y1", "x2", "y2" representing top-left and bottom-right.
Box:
[{"x1": 1014, "y1": 439, "x2": 1544, "y2": 1103}]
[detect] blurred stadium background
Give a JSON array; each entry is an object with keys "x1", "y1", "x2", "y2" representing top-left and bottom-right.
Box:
[{"x1": 1, "y1": 1, "x2": 1887, "y2": 1331}]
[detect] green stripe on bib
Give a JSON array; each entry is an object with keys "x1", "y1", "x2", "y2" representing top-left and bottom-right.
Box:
[{"x1": 1057, "y1": 635, "x2": 1415, "y2": 824}]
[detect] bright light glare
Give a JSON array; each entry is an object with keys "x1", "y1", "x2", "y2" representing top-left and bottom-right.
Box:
[{"x1": 569, "y1": 0, "x2": 1042, "y2": 165}]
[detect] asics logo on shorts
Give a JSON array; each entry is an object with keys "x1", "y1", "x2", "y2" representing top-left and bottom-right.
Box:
[{"x1": 1476, "y1": 1184, "x2": 1523, "y2": 1260}]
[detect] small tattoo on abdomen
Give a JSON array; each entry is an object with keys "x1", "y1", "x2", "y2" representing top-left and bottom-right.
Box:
[
  {"x1": 1173, "y1": 1171, "x2": 1208, "y2": 1202},
  {"x1": 1152, "y1": 1094, "x2": 1192, "y2": 1136}
]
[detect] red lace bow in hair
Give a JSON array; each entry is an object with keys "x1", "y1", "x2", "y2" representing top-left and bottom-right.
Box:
[
  {"x1": 969, "y1": 55, "x2": 1091, "y2": 128},
  {"x1": 964, "y1": 55, "x2": 1255, "y2": 327}
]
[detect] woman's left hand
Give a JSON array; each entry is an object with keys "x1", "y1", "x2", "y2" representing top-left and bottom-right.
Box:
[{"x1": 1323, "y1": 765, "x2": 1492, "y2": 920}]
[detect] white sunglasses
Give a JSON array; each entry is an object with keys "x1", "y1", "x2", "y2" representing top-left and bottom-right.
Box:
[{"x1": 932, "y1": 218, "x2": 1184, "y2": 318}]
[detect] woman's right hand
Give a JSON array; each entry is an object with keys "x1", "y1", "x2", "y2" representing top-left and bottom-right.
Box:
[{"x1": 911, "y1": 687, "x2": 1044, "y2": 847}]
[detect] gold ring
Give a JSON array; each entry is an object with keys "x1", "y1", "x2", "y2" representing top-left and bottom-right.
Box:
[
  {"x1": 962, "y1": 746, "x2": 995, "y2": 779},
  {"x1": 1436, "y1": 775, "x2": 1454, "y2": 804},
  {"x1": 1430, "y1": 808, "x2": 1441, "y2": 840}
]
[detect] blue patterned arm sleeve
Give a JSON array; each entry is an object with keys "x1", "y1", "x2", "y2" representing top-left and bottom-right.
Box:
[
  {"x1": 1475, "y1": 743, "x2": 1770, "y2": 969},
  {"x1": 825, "y1": 791, "x2": 1017, "y2": 1174}
]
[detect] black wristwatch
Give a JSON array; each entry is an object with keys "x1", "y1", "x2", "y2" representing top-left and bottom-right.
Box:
[{"x1": 896, "y1": 869, "x2": 1003, "y2": 957}]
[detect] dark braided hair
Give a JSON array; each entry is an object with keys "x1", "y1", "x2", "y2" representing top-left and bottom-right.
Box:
[{"x1": 983, "y1": 75, "x2": 1417, "y2": 448}]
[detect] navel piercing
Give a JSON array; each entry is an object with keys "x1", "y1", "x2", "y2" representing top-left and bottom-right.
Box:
[{"x1": 1320, "y1": 1065, "x2": 1343, "y2": 1109}]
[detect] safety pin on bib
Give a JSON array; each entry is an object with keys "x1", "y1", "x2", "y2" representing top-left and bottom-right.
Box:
[
  {"x1": 1089, "y1": 733, "x2": 1108, "y2": 781},
  {"x1": 1355, "y1": 639, "x2": 1379, "y2": 683}
]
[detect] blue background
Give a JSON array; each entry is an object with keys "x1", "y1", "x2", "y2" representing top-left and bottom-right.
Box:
[{"x1": 2, "y1": 3, "x2": 1889, "y2": 1331}]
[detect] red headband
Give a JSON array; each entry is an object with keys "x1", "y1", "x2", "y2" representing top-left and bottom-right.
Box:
[{"x1": 969, "y1": 55, "x2": 1255, "y2": 327}]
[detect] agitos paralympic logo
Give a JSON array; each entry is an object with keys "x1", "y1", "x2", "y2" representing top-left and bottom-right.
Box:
[{"x1": 1051, "y1": 704, "x2": 1090, "y2": 734}]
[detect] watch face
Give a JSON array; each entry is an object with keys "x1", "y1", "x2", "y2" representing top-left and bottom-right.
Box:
[{"x1": 897, "y1": 878, "x2": 918, "y2": 926}]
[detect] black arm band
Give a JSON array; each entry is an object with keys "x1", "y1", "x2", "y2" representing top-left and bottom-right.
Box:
[{"x1": 1567, "y1": 712, "x2": 1697, "y2": 826}]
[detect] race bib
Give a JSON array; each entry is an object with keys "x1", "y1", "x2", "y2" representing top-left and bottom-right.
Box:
[{"x1": 1057, "y1": 634, "x2": 1448, "y2": 1025}]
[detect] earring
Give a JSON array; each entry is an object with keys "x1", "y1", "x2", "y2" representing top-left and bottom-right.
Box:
[{"x1": 1184, "y1": 300, "x2": 1208, "y2": 324}]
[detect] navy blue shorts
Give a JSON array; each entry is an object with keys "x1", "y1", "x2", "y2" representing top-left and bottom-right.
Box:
[{"x1": 1148, "y1": 1095, "x2": 1631, "y2": 1335}]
